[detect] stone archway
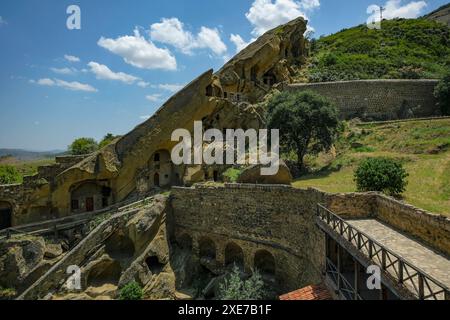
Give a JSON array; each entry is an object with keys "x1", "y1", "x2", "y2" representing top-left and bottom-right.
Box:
[
  {"x1": 254, "y1": 250, "x2": 276, "y2": 276},
  {"x1": 198, "y1": 237, "x2": 216, "y2": 260},
  {"x1": 177, "y1": 233, "x2": 193, "y2": 251},
  {"x1": 0, "y1": 201, "x2": 12, "y2": 230},
  {"x1": 224, "y1": 242, "x2": 244, "y2": 267}
]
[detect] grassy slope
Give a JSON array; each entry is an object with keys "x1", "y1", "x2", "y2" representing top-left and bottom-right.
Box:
[
  {"x1": 300, "y1": 18, "x2": 450, "y2": 82},
  {"x1": 293, "y1": 118, "x2": 450, "y2": 216}
]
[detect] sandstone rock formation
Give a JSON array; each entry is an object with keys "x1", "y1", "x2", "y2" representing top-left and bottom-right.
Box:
[{"x1": 237, "y1": 160, "x2": 293, "y2": 185}]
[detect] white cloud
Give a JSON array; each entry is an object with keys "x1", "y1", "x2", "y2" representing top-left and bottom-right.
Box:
[
  {"x1": 150, "y1": 18, "x2": 227, "y2": 55},
  {"x1": 98, "y1": 28, "x2": 177, "y2": 70},
  {"x1": 150, "y1": 18, "x2": 194, "y2": 54},
  {"x1": 137, "y1": 81, "x2": 150, "y2": 88},
  {"x1": 140, "y1": 115, "x2": 151, "y2": 120},
  {"x1": 230, "y1": 34, "x2": 251, "y2": 53},
  {"x1": 196, "y1": 27, "x2": 227, "y2": 55},
  {"x1": 64, "y1": 54, "x2": 80, "y2": 63},
  {"x1": 246, "y1": 0, "x2": 320, "y2": 37},
  {"x1": 153, "y1": 83, "x2": 185, "y2": 93},
  {"x1": 145, "y1": 94, "x2": 162, "y2": 102},
  {"x1": 31, "y1": 78, "x2": 97, "y2": 92},
  {"x1": 50, "y1": 67, "x2": 78, "y2": 75},
  {"x1": 369, "y1": 0, "x2": 427, "y2": 20},
  {"x1": 88, "y1": 61, "x2": 139, "y2": 84}
]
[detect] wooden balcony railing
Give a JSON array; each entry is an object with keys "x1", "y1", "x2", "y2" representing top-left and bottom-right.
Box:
[{"x1": 317, "y1": 204, "x2": 450, "y2": 300}]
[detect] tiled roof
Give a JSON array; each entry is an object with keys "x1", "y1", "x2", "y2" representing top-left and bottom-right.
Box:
[{"x1": 279, "y1": 284, "x2": 332, "y2": 301}]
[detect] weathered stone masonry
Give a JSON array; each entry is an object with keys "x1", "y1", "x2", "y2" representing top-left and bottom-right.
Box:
[
  {"x1": 287, "y1": 80, "x2": 439, "y2": 121},
  {"x1": 169, "y1": 184, "x2": 450, "y2": 292}
]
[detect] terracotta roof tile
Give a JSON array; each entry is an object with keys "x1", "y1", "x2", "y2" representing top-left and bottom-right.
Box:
[{"x1": 279, "y1": 284, "x2": 332, "y2": 301}]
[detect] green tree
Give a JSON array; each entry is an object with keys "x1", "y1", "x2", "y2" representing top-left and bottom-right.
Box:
[
  {"x1": 218, "y1": 265, "x2": 265, "y2": 300},
  {"x1": 354, "y1": 158, "x2": 408, "y2": 196},
  {"x1": 266, "y1": 91, "x2": 340, "y2": 170},
  {"x1": 0, "y1": 165, "x2": 22, "y2": 185},
  {"x1": 99, "y1": 133, "x2": 119, "y2": 149},
  {"x1": 119, "y1": 281, "x2": 143, "y2": 300},
  {"x1": 434, "y1": 74, "x2": 450, "y2": 115},
  {"x1": 68, "y1": 137, "x2": 98, "y2": 155}
]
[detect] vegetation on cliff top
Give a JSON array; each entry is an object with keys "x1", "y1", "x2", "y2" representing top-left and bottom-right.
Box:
[{"x1": 304, "y1": 18, "x2": 450, "y2": 82}]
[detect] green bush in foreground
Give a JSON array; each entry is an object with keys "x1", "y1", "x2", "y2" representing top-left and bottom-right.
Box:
[
  {"x1": 218, "y1": 265, "x2": 265, "y2": 300},
  {"x1": 354, "y1": 158, "x2": 408, "y2": 196},
  {"x1": 119, "y1": 281, "x2": 143, "y2": 300}
]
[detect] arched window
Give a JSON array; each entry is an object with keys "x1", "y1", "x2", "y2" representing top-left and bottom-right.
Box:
[{"x1": 154, "y1": 153, "x2": 160, "y2": 162}]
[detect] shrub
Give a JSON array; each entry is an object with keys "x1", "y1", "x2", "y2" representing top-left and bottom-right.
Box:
[
  {"x1": 119, "y1": 281, "x2": 143, "y2": 300},
  {"x1": 218, "y1": 265, "x2": 266, "y2": 300},
  {"x1": 0, "y1": 165, "x2": 22, "y2": 185},
  {"x1": 223, "y1": 168, "x2": 242, "y2": 183},
  {"x1": 354, "y1": 158, "x2": 408, "y2": 196},
  {"x1": 434, "y1": 74, "x2": 450, "y2": 115}
]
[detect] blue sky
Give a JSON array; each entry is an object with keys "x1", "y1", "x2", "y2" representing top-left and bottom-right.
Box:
[{"x1": 0, "y1": 0, "x2": 447, "y2": 151}]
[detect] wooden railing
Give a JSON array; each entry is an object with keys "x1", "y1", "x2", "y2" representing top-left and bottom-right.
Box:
[{"x1": 317, "y1": 204, "x2": 450, "y2": 300}]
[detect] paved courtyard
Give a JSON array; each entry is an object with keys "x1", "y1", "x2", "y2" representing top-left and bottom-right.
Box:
[{"x1": 346, "y1": 219, "x2": 450, "y2": 290}]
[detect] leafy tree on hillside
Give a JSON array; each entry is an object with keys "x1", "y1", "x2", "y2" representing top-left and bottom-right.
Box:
[
  {"x1": 0, "y1": 165, "x2": 22, "y2": 185},
  {"x1": 68, "y1": 138, "x2": 98, "y2": 155},
  {"x1": 99, "y1": 133, "x2": 120, "y2": 149},
  {"x1": 266, "y1": 91, "x2": 340, "y2": 171},
  {"x1": 434, "y1": 74, "x2": 450, "y2": 116}
]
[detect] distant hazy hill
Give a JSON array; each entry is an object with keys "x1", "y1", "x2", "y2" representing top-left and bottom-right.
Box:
[
  {"x1": 426, "y1": 3, "x2": 450, "y2": 27},
  {"x1": 0, "y1": 149, "x2": 65, "y2": 161},
  {"x1": 302, "y1": 18, "x2": 449, "y2": 82}
]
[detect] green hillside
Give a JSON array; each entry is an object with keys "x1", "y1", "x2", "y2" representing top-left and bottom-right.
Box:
[
  {"x1": 293, "y1": 118, "x2": 450, "y2": 216},
  {"x1": 301, "y1": 18, "x2": 450, "y2": 82}
]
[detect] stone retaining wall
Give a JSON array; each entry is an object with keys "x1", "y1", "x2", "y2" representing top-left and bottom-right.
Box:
[{"x1": 287, "y1": 80, "x2": 439, "y2": 121}]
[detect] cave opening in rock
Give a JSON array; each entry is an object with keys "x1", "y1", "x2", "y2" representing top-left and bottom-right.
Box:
[{"x1": 145, "y1": 256, "x2": 165, "y2": 275}]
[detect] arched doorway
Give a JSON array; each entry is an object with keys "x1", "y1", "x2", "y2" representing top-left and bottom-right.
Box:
[
  {"x1": 225, "y1": 242, "x2": 244, "y2": 267},
  {"x1": 198, "y1": 237, "x2": 216, "y2": 261},
  {"x1": 254, "y1": 250, "x2": 276, "y2": 276},
  {"x1": 154, "y1": 173, "x2": 160, "y2": 187},
  {"x1": 0, "y1": 201, "x2": 12, "y2": 230}
]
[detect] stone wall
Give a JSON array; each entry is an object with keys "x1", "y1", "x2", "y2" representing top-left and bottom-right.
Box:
[
  {"x1": 287, "y1": 80, "x2": 439, "y2": 121},
  {"x1": 170, "y1": 184, "x2": 328, "y2": 292},
  {"x1": 169, "y1": 184, "x2": 450, "y2": 292},
  {"x1": 375, "y1": 195, "x2": 450, "y2": 256}
]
